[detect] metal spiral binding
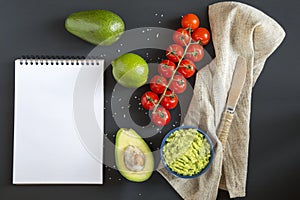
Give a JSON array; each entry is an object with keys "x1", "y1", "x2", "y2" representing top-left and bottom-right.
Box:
[{"x1": 19, "y1": 55, "x2": 102, "y2": 66}]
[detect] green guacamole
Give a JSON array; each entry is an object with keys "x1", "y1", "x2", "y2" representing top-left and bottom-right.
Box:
[{"x1": 163, "y1": 128, "x2": 211, "y2": 176}]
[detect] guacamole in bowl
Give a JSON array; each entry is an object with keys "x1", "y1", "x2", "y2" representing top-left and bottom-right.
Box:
[{"x1": 160, "y1": 126, "x2": 214, "y2": 178}]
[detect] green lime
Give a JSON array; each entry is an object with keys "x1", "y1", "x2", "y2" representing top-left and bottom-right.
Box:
[{"x1": 112, "y1": 53, "x2": 149, "y2": 88}]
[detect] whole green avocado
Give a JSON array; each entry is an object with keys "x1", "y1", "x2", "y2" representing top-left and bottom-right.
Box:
[{"x1": 65, "y1": 10, "x2": 125, "y2": 46}]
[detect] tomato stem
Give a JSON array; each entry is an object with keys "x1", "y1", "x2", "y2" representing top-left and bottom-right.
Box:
[
  {"x1": 153, "y1": 29, "x2": 193, "y2": 113},
  {"x1": 146, "y1": 95, "x2": 157, "y2": 105}
]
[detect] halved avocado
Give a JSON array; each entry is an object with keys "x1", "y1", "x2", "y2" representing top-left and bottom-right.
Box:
[{"x1": 115, "y1": 128, "x2": 154, "y2": 182}]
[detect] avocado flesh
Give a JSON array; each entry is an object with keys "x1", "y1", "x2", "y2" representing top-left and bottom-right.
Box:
[
  {"x1": 115, "y1": 128, "x2": 154, "y2": 182},
  {"x1": 65, "y1": 10, "x2": 125, "y2": 46}
]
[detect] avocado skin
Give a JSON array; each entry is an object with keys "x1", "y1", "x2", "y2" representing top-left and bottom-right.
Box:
[{"x1": 65, "y1": 10, "x2": 125, "y2": 46}]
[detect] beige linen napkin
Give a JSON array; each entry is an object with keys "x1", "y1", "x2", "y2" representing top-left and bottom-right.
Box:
[{"x1": 158, "y1": 2, "x2": 285, "y2": 199}]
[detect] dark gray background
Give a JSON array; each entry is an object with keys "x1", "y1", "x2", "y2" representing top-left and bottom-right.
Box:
[{"x1": 1, "y1": 0, "x2": 299, "y2": 199}]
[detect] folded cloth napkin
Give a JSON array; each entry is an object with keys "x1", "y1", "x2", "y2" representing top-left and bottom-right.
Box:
[{"x1": 158, "y1": 2, "x2": 285, "y2": 199}]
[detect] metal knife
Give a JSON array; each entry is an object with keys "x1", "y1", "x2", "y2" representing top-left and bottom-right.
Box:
[{"x1": 218, "y1": 56, "x2": 247, "y2": 152}]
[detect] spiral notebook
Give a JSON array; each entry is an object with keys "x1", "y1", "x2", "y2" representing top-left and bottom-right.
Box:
[{"x1": 13, "y1": 57, "x2": 104, "y2": 184}]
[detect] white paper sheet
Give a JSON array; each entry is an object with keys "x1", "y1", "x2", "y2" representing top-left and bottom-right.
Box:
[{"x1": 13, "y1": 59, "x2": 104, "y2": 184}]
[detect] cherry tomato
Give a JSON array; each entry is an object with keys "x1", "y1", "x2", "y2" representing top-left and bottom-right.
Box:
[
  {"x1": 150, "y1": 75, "x2": 167, "y2": 94},
  {"x1": 185, "y1": 44, "x2": 204, "y2": 62},
  {"x1": 158, "y1": 60, "x2": 176, "y2": 78},
  {"x1": 169, "y1": 75, "x2": 187, "y2": 94},
  {"x1": 151, "y1": 106, "x2": 171, "y2": 126},
  {"x1": 192, "y1": 27, "x2": 211, "y2": 45},
  {"x1": 178, "y1": 59, "x2": 196, "y2": 78},
  {"x1": 181, "y1": 13, "x2": 200, "y2": 30},
  {"x1": 160, "y1": 90, "x2": 178, "y2": 110},
  {"x1": 166, "y1": 44, "x2": 184, "y2": 63},
  {"x1": 173, "y1": 28, "x2": 190, "y2": 46},
  {"x1": 141, "y1": 91, "x2": 159, "y2": 110}
]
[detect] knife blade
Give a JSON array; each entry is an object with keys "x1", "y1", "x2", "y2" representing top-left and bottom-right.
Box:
[
  {"x1": 218, "y1": 56, "x2": 247, "y2": 152},
  {"x1": 226, "y1": 56, "x2": 247, "y2": 113}
]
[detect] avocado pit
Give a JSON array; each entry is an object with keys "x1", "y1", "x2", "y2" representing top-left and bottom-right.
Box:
[{"x1": 124, "y1": 145, "x2": 145, "y2": 172}]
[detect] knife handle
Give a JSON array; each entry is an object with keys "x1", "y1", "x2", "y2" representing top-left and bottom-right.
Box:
[{"x1": 218, "y1": 111, "x2": 234, "y2": 153}]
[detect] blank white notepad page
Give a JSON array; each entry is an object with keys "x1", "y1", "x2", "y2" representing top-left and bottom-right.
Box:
[{"x1": 13, "y1": 59, "x2": 104, "y2": 184}]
